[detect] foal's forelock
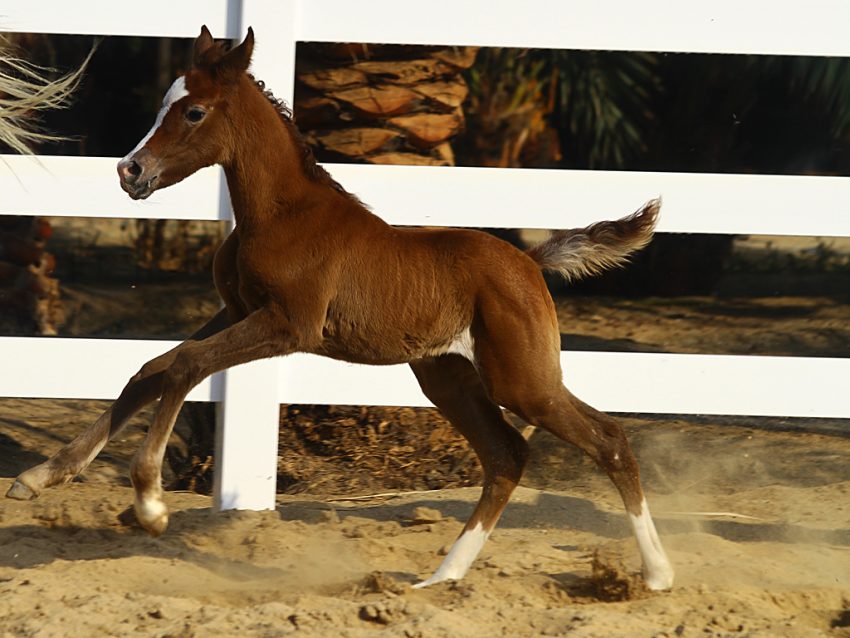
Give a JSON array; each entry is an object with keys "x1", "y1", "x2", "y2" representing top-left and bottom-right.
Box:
[{"x1": 121, "y1": 76, "x2": 189, "y2": 162}]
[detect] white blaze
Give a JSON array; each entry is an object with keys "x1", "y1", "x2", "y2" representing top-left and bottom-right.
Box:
[{"x1": 121, "y1": 76, "x2": 188, "y2": 161}]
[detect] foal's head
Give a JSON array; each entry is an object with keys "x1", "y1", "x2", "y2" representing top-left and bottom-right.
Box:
[{"x1": 117, "y1": 26, "x2": 255, "y2": 200}]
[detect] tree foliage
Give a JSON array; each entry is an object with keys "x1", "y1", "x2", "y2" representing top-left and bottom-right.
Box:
[{"x1": 461, "y1": 48, "x2": 850, "y2": 176}]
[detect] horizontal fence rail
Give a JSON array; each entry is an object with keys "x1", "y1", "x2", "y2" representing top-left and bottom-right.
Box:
[
  {"x1": 0, "y1": 156, "x2": 229, "y2": 221},
  {"x1": 1, "y1": 0, "x2": 848, "y2": 511},
  {"x1": 3, "y1": 338, "x2": 848, "y2": 420},
  {"x1": 3, "y1": 157, "x2": 850, "y2": 236},
  {"x1": 0, "y1": 338, "x2": 222, "y2": 402},
  {"x1": 3, "y1": 0, "x2": 850, "y2": 57},
  {"x1": 278, "y1": 352, "x2": 850, "y2": 420}
]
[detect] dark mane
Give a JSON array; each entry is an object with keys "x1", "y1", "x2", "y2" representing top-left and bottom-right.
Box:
[{"x1": 247, "y1": 74, "x2": 362, "y2": 204}]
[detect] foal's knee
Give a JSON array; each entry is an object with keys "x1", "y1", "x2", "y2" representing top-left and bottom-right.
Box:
[{"x1": 133, "y1": 356, "x2": 168, "y2": 384}]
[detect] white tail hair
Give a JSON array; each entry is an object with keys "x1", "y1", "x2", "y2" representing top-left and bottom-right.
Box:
[{"x1": 0, "y1": 36, "x2": 94, "y2": 155}]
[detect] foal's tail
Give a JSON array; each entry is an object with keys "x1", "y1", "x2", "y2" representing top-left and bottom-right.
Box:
[{"x1": 526, "y1": 198, "x2": 660, "y2": 282}]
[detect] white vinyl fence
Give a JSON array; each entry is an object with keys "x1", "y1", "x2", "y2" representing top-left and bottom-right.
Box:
[{"x1": 1, "y1": 0, "x2": 849, "y2": 511}]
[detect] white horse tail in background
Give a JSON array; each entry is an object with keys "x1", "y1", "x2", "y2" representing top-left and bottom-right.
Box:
[{"x1": 0, "y1": 35, "x2": 94, "y2": 154}]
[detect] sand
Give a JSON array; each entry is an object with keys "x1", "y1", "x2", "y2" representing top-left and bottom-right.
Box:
[{"x1": 2, "y1": 398, "x2": 850, "y2": 637}]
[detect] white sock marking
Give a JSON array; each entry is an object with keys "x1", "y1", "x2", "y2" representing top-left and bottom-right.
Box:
[
  {"x1": 629, "y1": 498, "x2": 674, "y2": 590},
  {"x1": 412, "y1": 522, "x2": 489, "y2": 588},
  {"x1": 122, "y1": 76, "x2": 188, "y2": 161},
  {"x1": 135, "y1": 494, "x2": 167, "y2": 523}
]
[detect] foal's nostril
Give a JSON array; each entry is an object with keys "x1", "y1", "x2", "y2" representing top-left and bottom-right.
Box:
[
  {"x1": 128, "y1": 160, "x2": 142, "y2": 177},
  {"x1": 118, "y1": 158, "x2": 143, "y2": 182}
]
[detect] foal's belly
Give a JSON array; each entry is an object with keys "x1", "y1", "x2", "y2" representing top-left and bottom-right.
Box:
[{"x1": 314, "y1": 321, "x2": 472, "y2": 366}]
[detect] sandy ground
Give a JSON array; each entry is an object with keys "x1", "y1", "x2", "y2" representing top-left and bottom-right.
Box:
[{"x1": 2, "y1": 399, "x2": 850, "y2": 637}]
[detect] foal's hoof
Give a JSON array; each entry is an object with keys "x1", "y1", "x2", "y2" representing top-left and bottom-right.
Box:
[
  {"x1": 643, "y1": 566, "x2": 675, "y2": 592},
  {"x1": 134, "y1": 497, "x2": 170, "y2": 537},
  {"x1": 411, "y1": 575, "x2": 454, "y2": 590},
  {"x1": 6, "y1": 479, "x2": 38, "y2": 501}
]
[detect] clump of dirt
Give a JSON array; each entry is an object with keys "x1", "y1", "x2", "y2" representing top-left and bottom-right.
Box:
[
  {"x1": 586, "y1": 549, "x2": 648, "y2": 602},
  {"x1": 352, "y1": 571, "x2": 408, "y2": 596},
  {"x1": 832, "y1": 609, "x2": 850, "y2": 634},
  {"x1": 276, "y1": 405, "x2": 482, "y2": 495}
]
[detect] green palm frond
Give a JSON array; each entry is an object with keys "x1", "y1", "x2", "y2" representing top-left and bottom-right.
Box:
[
  {"x1": 553, "y1": 50, "x2": 659, "y2": 168},
  {"x1": 465, "y1": 48, "x2": 660, "y2": 169}
]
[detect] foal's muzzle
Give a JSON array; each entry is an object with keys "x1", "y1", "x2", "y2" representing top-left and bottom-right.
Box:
[{"x1": 117, "y1": 148, "x2": 160, "y2": 200}]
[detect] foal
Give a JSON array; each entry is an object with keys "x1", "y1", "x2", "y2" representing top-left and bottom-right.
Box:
[{"x1": 7, "y1": 26, "x2": 674, "y2": 591}]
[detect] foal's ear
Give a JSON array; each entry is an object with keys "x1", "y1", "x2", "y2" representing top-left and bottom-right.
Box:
[
  {"x1": 217, "y1": 27, "x2": 254, "y2": 83},
  {"x1": 193, "y1": 25, "x2": 215, "y2": 65}
]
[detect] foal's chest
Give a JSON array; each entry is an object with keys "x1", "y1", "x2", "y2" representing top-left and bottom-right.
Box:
[{"x1": 230, "y1": 233, "x2": 303, "y2": 304}]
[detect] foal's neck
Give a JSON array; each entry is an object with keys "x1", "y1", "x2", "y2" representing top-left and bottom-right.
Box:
[{"x1": 222, "y1": 78, "x2": 323, "y2": 227}]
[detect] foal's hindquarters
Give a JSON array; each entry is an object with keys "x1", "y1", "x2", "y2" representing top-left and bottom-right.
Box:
[{"x1": 410, "y1": 259, "x2": 674, "y2": 590}]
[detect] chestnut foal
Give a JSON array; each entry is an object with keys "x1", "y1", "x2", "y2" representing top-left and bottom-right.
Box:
[{"x1": 7, "y1": 27, "x2": 673, "y2": 590}]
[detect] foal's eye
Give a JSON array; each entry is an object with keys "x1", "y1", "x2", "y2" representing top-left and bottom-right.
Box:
[{"x1": 185, "y1": 107, "x2": 206, "y2": 123}]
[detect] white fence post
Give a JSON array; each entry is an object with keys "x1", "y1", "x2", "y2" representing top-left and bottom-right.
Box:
[
  {"x1": 212, "y1": 0, "x2": 299, "y2": 512},
  {"x1": 213, "y1": 358, "x2": 281, "y2": 511}
]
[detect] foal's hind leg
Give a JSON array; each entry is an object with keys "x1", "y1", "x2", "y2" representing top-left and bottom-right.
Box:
[
  {"x1": 6, "y1": 309, "x2": 232, "y2": 500},
  {"x1": 530, "y1": 390, "x2": 673, "y2": 590},
  {"x1": 484, "y1": 377, "x2": 674, "y2": 589},
  {"x1": 474, "y1": 297, "x2": 674, "y2": 590},
  {"x1": 409, "y1": 355, "x2": 529, "y2": 588}
]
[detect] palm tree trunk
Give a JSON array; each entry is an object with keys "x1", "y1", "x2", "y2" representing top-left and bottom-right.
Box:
[{"x1": 294, "y1": 43, "x2": 478, "y2": 166}]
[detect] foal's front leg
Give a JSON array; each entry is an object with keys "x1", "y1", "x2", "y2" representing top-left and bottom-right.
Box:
[
  {"x1": 6, "y1": 310, "x2": 233, "y2": 501},
  {"x1": 130, "y1": 307, "x2": 296, "y2": 535}
]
